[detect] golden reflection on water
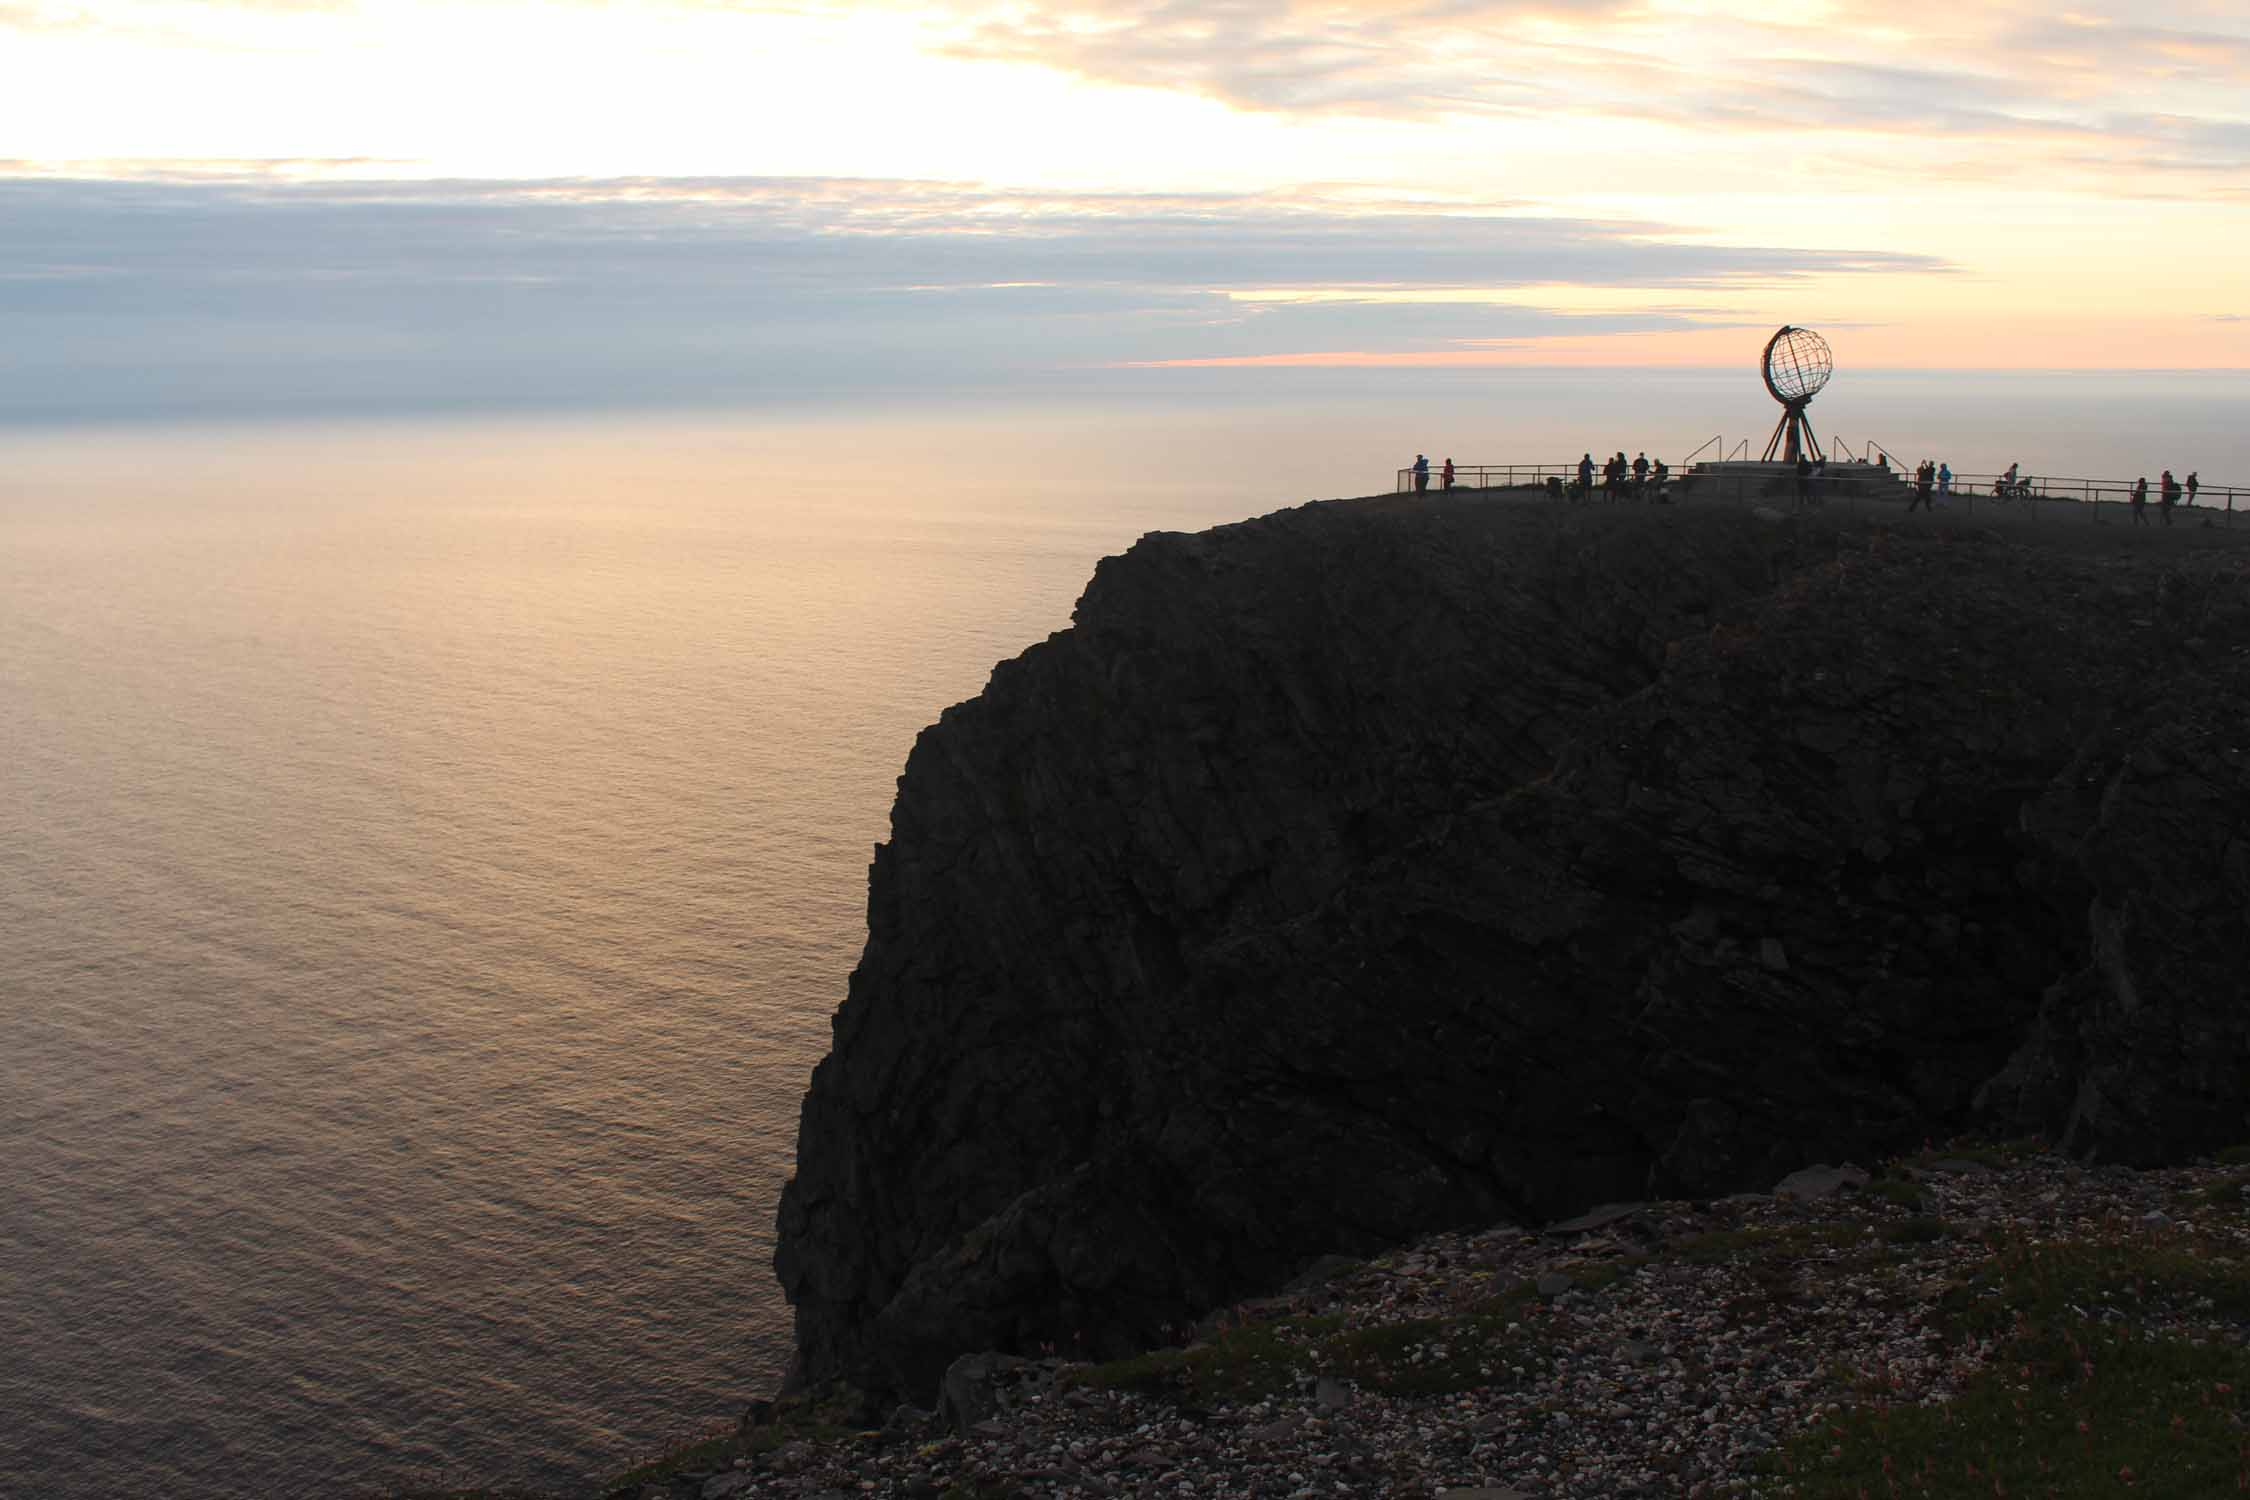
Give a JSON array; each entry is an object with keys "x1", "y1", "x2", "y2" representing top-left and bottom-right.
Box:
[{"x1": 0, "y1": 406, "x2": 1265, "y2": 1499}]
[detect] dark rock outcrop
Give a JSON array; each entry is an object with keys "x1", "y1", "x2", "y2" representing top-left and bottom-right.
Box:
[{"x1": 774, "y1": 494, "x2": 2250, "y2": 1404}]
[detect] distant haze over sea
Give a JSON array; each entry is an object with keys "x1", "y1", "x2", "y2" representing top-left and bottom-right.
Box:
[{"x1": 2, "y1": 370, "x2": 2245, "y2": 1498}]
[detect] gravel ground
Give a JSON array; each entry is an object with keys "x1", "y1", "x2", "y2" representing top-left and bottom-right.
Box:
[{"x1": 660, "y1": 1152, "x2": 2250, "y2": 1500}]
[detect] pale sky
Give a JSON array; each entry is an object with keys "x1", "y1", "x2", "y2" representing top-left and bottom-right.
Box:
[{"x1": 3, "y1": 0, "x2": 2247, "y2": 413}]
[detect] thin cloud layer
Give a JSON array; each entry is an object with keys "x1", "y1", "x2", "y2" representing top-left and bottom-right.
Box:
[
  {"x1": 940, "y1": 0, "x2": 1569, "y2": 115},
  {"x1": 936, "y1": 0, "x2": 2250, "y2": 185},
  {"x1": 0, "y1": 174, "x2": 1946, "y2": 417}
]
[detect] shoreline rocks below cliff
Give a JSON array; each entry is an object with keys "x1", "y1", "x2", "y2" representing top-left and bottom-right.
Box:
[{"x1": 645, "y1": 1144, "x2": 2250, "y2": 1498}]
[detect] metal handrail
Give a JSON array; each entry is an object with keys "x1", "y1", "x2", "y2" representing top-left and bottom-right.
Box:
[
  {"x1": 1942, "y1": 473, "x2": 2244, "y2": 518},
  {"x1": 1394, "y1": 463, "x2": 1582, "y2": 493},
  {"x1": 1387, "y1": 459, "x2": 2245, "y2": 522}
]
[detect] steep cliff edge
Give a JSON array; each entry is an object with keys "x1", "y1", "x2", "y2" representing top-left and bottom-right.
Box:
[{"x1": 774, "y1": 493, "x2": 2250, "y2": 1405}]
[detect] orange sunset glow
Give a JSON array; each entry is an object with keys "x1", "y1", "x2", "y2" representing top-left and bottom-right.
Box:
[{"x1": 3, "y1": 0, "x2": 2245, "y2": 391}]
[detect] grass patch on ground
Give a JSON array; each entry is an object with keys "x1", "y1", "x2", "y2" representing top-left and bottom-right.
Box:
[
  {"x1": 1668, "y1": 1223, "x2": 1872, "y2": 1265},
  {"x1": 1765, "y1": 1234, "x2": 2250, "y2": 1496},
  {"x1": 596, "y1": 1393, "x2": 864, "y2": 1496},
  {"x1": 2179, "y1": 1169, "x2": 2250, "y2": 1208},
  {"x1": 1869, "y1": 1176, "x2": 1932, "y2": 1213},
  {"x1": 1936, "y1": 1237, "x2": 2250, "y2": 1338},
  {"x1": 1066, "y1": 1313, "x2": 1341, "y2": 1403},
  {"x1": 1069, "y1": 1275, "x2": 1593, "y2": 1403},
  {"x1": 1881, "y1": 1215, "x2": 1950, "y2": 1246},
  {"x1": 1894, "y1": 1137, "x2": 2047, "y2": 1174},
  {"x1": 1764, "y1": 1323, "x2": 2250, "y2": 1496}
]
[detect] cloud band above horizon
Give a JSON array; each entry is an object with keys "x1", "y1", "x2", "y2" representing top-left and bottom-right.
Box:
[{"x1": 0, "y1": 174, "x2": 1956, "y2": 419}]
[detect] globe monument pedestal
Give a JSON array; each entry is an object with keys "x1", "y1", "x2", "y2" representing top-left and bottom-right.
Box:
[{"x1": 1682, "y1": 325, "x2": 1915, "y2": 503}]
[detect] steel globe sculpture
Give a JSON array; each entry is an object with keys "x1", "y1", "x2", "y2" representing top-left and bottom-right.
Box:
[{"x1": 1759, "y1": 325, "x2": 1832, "y2": 463}]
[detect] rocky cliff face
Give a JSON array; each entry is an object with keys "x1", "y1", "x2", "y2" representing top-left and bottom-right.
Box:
[{"x1": 774, "y1": 494, "x2": 2250, "y2": 1404}]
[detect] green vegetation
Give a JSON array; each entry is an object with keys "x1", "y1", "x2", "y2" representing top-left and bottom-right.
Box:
[
  {"x1": 1765, "y1": 1323, "x2": 2250, "y2": 1496},
  {"x1": 1764, "y1": 1235, "x2": 2250, "y2": 1496},
  {"x1": 1935, "y1": 1237, "x2": 2250, "y2": 1337},
  {"x1": 596, "y1": 1392, "x2": 865, "y2": 1497},
  {"x1": 1869, "y1": 1176, "x2": 1931, "y2": 1213},
  {"x1": 2179, "y1": 1169, "x2": 2250, "y2": 1207},
  {"x1": 1668, "y1": 1223, "x2": 1871, "y2": 1265},
  {"x1": 1894, "y1": 1137, "x2": 2047, "y2": 1173},
  {"x1": 1068, "y1": 1311, "x2": 1345, "y2": 1403},
  {"x1": 1070, "y1": 1275, "x2": 1576, "y2": 1404},
  {"x1": 1881, "y1": 1215, "x2": 1949, "y2": 1246}
]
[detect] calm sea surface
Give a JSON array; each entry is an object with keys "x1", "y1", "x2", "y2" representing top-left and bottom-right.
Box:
[{"x1": 4, "y1": 372, "x2": 2246, "y2": 1498}]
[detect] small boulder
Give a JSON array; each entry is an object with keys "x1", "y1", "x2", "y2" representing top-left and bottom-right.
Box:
[
  {"x1": 1773, "y1": 1162, "x2": 1869, "y2": 1201},
  {"x1": 936, "y1": 1350, "x2": 1068, "y2": 1437},
  {"x1": 936, "y1": 1352, "x2": 1011, "y2": 1435},
  {"x1": 1544, "y1": 1201, "x2": 1648, "y2": 1235},
  {"x1": 883, "y1": 1403, "x2": 934, "y2": 1438}
]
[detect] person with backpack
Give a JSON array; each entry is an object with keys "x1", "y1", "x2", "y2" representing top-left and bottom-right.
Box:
[
  {"x1": 2160, "y1": 469, "x2": 2180, "y2": 525},
  {"x1": 1412, "y1": 454, "x2": 1430, "y2": 493}
]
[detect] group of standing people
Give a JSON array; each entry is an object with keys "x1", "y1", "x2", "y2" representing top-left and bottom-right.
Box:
[
  {"x1": 1409, "y1": 454, "x2": 1457, "y2": 493},
  {"x1": 1574, "y1": 451, "x2": 1669, "y2": 501},
  {"x1": 2128, "y1": 469, "x2": 2200, "y2": 525},
  {"x1": 1897, "y1": 457, "x2": 2210, "y2": 524},
  {"x1": 1415, "y1": 449, "x2": 2214, "y2": 520},
  {"x1": 1906, "y1": 458, "x2": 1952, "y2": 512},
  {"x1": 1411, "y1": 451, "x2": 1671, "y2": 499}
]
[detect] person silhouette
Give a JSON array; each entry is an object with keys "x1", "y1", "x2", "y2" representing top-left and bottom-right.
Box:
[
  {"x1": 2187, "y1": 470, "x2": 2201, "y2": 506},
  {"x1": 1413, "y1": 453, "x2": 1430, "y2": 493},
  {"x1": 2159, "y1": 469, "x2": 2179, "y2": 525},
  {"x1": 1577, "y1": 452, "x2": 1594, "y2": 500},
  {"x1": 2130, "y1": 476, "x2": 2149, "y2": 525},
  {"x1": 1441, "y1": 457, "x2": 1455, "y2": 491},
  {"x1": 1937, "y1": 462, "x2": 1952, "y2": 497}
]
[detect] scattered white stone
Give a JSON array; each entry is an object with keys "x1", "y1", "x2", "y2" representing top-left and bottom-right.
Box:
[{"x1": 706, "y1": 1151, "x2": 2250, "y2": 1499}]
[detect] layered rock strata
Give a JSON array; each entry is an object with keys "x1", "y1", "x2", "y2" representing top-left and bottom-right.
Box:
[{"x1": 775, "y1": 494, "x2": 2250, "y2": 1402}]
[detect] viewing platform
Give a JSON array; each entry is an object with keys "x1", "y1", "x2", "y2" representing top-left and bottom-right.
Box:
[{"x1": 1392, "y1": 458, "x2": 2247, "y2": 521}]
